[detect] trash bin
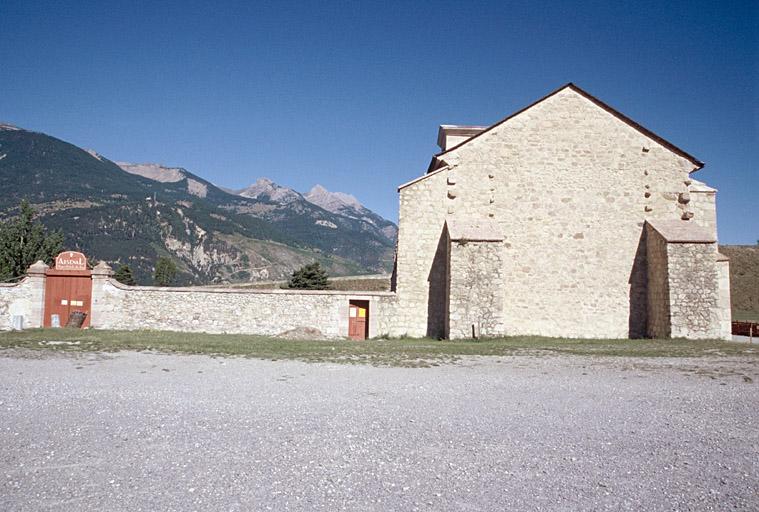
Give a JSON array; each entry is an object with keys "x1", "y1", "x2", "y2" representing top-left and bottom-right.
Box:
[{"x1": 66, "y1": 311, "x2": 87, "y2": 328}]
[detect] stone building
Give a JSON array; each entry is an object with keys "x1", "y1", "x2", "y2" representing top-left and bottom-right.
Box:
[
  {"x1": 391, "y1": 83, "x2": 731, "y2": 340},
  {"x1": 0, "y1": 84, "x2": 731, "y2": 340}
]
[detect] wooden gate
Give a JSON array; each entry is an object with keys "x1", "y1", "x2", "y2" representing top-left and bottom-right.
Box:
[
  {"x1": 44, "y1": 251, "x2": 92, "y2": 327},
  {"x1": 348, "y1": 300, "x2": 369, "y2": 340}
]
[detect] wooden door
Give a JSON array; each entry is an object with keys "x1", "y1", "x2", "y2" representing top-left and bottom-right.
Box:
[
  {"x1": 348, "y1": 300, "x2": 369, "y2": 340},
  {"x1": 44, "y1": 274, "x2": 92, "y2": 327}
]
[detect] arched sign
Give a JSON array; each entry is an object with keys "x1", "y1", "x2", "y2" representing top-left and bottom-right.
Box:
[{"x1": 54, "y1": 251, "x2": 88, "y2": 271}]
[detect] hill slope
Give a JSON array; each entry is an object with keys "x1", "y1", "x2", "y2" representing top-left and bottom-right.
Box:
[
  {"x1": 719, "y1": 245, "x2": 759, "y2": 322},
  {"x1": 0, "y1": 124, "x2": 396, "y2": 284}
]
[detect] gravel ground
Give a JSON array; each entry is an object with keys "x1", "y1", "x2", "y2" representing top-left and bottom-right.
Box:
[{"x1": 1, "y1": 350, "x2": 757, "y2": 511}]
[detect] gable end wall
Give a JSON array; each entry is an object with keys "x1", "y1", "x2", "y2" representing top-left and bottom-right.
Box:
[{"x1": 394, "y1": 88, "x2": 721, "y2": 338}]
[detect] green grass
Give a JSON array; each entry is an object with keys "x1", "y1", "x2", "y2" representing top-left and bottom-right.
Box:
[
  {"x1": 733, "y1": 309, "x2": 759, "y2": 323},
  {"x1": 1, "y1": 329, "x2": 757, "y2": 367}
]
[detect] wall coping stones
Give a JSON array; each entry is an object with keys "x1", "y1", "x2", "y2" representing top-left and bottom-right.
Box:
[
  {"x1": 27, "y1": 260, "x2": 49, "y2": 276},
  {"x1": 106, "y1": 279, "x2": 396, "y2": 297},
  {"x1": 92, "y1": 261, "x2": 114, "y2": 276},
  {"x1": 647, "y1": 219, "x2": 716, "y2": 244},
  {"x1": 689, "y1": 178, "x2": 717, "y2": 193}
]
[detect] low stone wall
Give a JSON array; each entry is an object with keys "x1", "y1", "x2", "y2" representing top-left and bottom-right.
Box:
[
  {"x1": 0, "y1": 269, "x2": 46, "y2": 331},
  {"x1": 91, "y1": 278, "x2": 397, "y2": 338}
]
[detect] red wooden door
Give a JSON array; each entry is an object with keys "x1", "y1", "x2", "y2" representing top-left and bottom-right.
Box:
[
  {"x1": 348, "y1": 300, "x2": 368, "y2": 340},
  {"x1": 44, "y1": 274, "x2": 92, "y2": 327}
]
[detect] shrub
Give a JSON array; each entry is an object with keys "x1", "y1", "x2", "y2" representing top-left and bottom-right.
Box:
[
  {"x1": 113, "y1": 264, "x2": 136, "y2": 286},
  {"x1": 153, "y1": 257, "x2": 177, "y2": 286},
  {"x1": 287, "y1": 262, "x2": 329, "y2": 290}
]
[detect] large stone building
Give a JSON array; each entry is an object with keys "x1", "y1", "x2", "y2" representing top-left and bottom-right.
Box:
[
  {"x1": 391, "y1": 83, "x2": 730, "y2": 340},
  {"x1": 0, "y1": 84, "x2": 731, "y2": 340}
]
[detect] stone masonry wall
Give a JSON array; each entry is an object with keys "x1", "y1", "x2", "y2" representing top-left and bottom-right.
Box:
[
  {"x1": 448, "y1": 240, "x2": 504, "y2": 339},
  {"x1": 393, "y1": 170, "x2": 448, "y2": 337},
  {"x1": 646, "y1": 227, "x2": 671, "y2": 338},
  {"x1": 91, "y1": 279, "x2": 397, "y2": 339},
  {"x1": 395, "y1": 87, "x2": 716, "y2": 338},
  {"x1": 425, "y1": 226, "x2": 450, "y2": 339},
  {"x1": 666, "y1": 242, "x2": 723, "y2": 339},
  {"x1": 716, "y1": 259, "x2": 732, "y2": 339},
  {"x1": 689, "y1": 188, "x2": 717, "y2": 235},
  {"x1": 0, "y1": 270, "x2": 46, "y2": 330}
]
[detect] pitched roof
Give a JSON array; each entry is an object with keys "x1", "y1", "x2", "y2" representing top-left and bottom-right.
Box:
[
  {"x1": 646, "y1": 219, "x2": 715, "y2": 243},
  {"x1": 430, "y1": 82, "x2": 704, "y2": 171}
]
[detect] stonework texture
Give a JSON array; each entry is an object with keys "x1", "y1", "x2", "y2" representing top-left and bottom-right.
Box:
[
  {"x1": 448, "y1": 240, "x2": 505, "y2": 339},
  {"x1": 90, "y1": 279, "x2": 396, "y2": 339},
  {"x1": 646, "y1": 228, "x2": 671, "y2": 338},
  {"x1": 666, "y1": 242, "x2": 724, "y2": 339},
  {"x1": 0, "y1": 275, "x2": 45, "y2": 331},
  {"x1": 716, "y1": 259, "x2": 732, "y2": 338},
  {"x1": 394, "y1": 86, "x2": 730, "y2": 339},
  {"x1": 425, "y1": 226, "x2": 450, "y2": 339}
]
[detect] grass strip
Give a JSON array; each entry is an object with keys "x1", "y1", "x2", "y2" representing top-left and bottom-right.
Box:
[{"x1": 1, "y1": 329, "x2": 757, "y2": 367}]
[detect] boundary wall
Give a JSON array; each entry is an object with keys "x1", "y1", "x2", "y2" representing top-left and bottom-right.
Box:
[{"x1": 1, "y1": 262, "x2": 397, "y2": 338}]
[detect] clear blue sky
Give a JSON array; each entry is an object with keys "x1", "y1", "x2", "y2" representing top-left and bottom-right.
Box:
[{"x1": 1, "y1": 0, "x2": 756, "y2": 243}]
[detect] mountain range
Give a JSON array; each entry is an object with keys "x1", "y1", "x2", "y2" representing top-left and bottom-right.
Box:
[{"x1": 0, "y1": 123, "x2": 397, "y2": 285}]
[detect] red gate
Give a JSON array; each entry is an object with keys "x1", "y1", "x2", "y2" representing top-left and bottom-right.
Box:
[{"x1": 44, "y1": 251, "x2": 92, "y2": 327}]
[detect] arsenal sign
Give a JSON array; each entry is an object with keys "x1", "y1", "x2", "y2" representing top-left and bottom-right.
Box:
[{"x1": 54, "y1": 251, "x2": 88, "y2": 271}]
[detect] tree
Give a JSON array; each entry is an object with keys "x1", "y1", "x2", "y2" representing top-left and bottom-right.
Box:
[
  {"x1": 153, "y1": 257, "x2": 177, "y2": 286},
  {"x1": 0, "y1": 200, "x2": 64, "y2": 281},
  {"x1": 287, "y1": 262, "x2": 329, "y2": 290},
  {"x1": 113, "y1": 264, "x2": 136, "y2": 286}
]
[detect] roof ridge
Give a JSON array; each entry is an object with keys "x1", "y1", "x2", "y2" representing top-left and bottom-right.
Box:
[{"x1": 433, "y1": 82, "x2": 703, "y2": 170}]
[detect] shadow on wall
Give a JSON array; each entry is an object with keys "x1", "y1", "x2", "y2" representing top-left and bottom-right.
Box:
[
  {"x1": 628, "y1": 227, "x2": 648, "y2": 338},
  {"x1": 425, "y1": 223, "x2": 650, "y2": 339},
  {"x1": 427, "y1": 225, "x2": 449, "y2": 339}
]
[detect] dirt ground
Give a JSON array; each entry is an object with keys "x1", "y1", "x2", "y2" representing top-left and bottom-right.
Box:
[{"x1": 1, "y1": 350, "x2": 757, "y2": 511}]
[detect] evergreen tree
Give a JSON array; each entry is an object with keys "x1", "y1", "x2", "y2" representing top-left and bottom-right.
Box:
[
  {"x1": 113, "y1": 264, "x2": 136, "y2": 286},
  {"x1": 0, "y1": 200, "x2": 64, "y2": 281},
  {"x1": 153, "y1": 257, "x2": 177, "y2": 286},
  {"x1": 287, "y1": 262, "x2": 329, "y2": 290}
]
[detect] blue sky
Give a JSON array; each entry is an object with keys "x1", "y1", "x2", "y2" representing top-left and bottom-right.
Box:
[{"x1": 1, "y1": 0, "x2": 756, "y2": 243}]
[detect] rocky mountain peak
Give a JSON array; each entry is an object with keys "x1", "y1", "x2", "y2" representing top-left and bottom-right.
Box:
[
  {"x1": 305, "y1": 184, "x2": 363, "y2": 213},
  {"x1": 236, "y1": 177, "x2": 302, "y2": 203}
]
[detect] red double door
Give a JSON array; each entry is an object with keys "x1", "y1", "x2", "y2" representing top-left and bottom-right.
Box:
[{"x1": 44, "y1": 270, "x2": 92, "y2": 327}]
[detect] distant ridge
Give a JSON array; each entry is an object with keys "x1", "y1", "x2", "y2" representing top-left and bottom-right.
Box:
[{"x1": 0, "y1": 124, "x2": 397, "y2": 285}]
